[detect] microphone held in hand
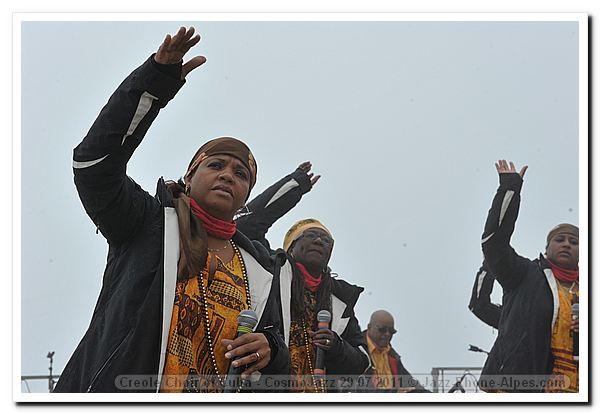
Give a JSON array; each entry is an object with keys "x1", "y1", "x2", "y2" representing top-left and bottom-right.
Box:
[
  {"x1": 224, "y1": 309, "x2": 259, "y2": 393},
  {"x1": 314, "y1": 310, "x2": 332, "y2": 380}
]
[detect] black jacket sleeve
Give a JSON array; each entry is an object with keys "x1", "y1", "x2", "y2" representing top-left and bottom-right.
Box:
[
  {"x1": 325, "y1": 315, "x2": 370, "y2": 376},
  {"x1": 468, "y1": 261, "x2": 502, "y2": 329},
  {"x1": 325, "y1": 282, "x2": 369, "y2": 376},
  {"x1": 236, "y1": 167, "x2": 313, "y2": 250},
  {"x1": 481, "y1": 173, "x2": 532, "y2": 291},
  {"x1": 72, "y1": 55, "x2": 185, "y2": 245},
  {"x1": 257, "y1": 326, "x2": 290, "y2": 376}
]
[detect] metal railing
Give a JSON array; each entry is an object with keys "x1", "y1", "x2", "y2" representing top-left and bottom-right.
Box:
[{"x1": 430, "y1": 366, "x2": 483, "y2": 393}]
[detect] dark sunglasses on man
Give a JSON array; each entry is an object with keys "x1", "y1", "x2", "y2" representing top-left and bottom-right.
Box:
[
  {"x1": 375, "y1": 324, "x2": 397, "y2": 335},
  {"x1": 302, "y1": 229, "x2": 333, "y2": 245}
]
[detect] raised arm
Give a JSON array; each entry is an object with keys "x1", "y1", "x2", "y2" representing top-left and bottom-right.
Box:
[
  {"x1": 72, "y1": 27, "x2": 205, "y2": 245},
  {"x1": 468, "y1": 261, "x2": 502, "y2": 329},
  {"x1": 481, "y1": 160, "x2": 531, "y2": 291},
  {"x1": 236, "y1": 161, "x2": 319, "y2": 249}
]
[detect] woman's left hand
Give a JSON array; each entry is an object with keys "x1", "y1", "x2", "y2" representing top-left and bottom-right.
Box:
[
  {"x1": 221, "y1": 333, "x2": 271, "y2": 379},
  {"x1": 297, "y1": 161, "x2": 321, "y2": 187},
  {"x1": 309, "y1": 328, "x2": 337, "y2": 351}
]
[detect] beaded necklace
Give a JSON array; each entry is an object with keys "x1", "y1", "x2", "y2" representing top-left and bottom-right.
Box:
[
  {"x1": 301, "y1": 318, "x2": 326, "y2": 393},
  {"x1": 196, "y1": 240, "x2": 251, "y2": 391}
]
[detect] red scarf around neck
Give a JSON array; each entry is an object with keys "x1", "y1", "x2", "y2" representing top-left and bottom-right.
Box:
[
  {"x1": 190, "y1": 197, "x2": 236, "y2": 239},
  {"x1": 295, "y1": 262, "x2": 323, "y2": 293},
  {"x1": 547, "y1": 258, "x2": 579, "y2": 283}
]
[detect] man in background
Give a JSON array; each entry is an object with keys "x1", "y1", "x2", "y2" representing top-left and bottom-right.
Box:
[{"x1": 363, "y1": 310, "x2": 429, "y2": 392}]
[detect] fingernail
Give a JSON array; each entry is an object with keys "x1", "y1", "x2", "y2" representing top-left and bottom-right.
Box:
[
  {"x1": 227, "y1": 345, "x2": 232, "y2": 351},
  {"x1": 225, "y1": 353, "x2": 231, "y2": 359},
  {"x1": 232, "y1": 361, "x2": 238, "y2": 367},
  {"x1": 241, "y1": 374, "x2": 247, "y2": 380}
]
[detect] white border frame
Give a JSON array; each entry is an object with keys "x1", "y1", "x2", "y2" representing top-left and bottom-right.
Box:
[{"x1": 13, "y1": 12, "x2": 589, "y2": 403}]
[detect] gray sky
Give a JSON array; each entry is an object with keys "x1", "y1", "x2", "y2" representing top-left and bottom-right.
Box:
[{"x1": 18, "y1": 18, "x2": 582, "y2": 394}]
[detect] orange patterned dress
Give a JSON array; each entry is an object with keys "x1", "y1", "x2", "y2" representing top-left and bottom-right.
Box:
[
  {"x1": 289, "y1": 289, "x2": 325, "y2": 392},
  {"x1": 160, "y1": 250, "x2": 250, "y2": 392},
  {"x1": 544, "y1": 281, "x2": 578, "y2": 393}
]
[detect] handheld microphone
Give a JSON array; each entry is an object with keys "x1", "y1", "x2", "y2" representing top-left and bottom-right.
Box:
[
  {"x1": 314, "y1": 310, "x2": 332, "y2": 380},
  {"x1": 224, "y1": 309, "x2": 259, "y2": 393},
  {"x1": 572, "y1": 301, "x2": 579, "y2": 362}
]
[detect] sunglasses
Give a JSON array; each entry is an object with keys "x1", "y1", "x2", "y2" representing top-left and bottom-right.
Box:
[
  {"x1": 374, "y1": 324, "x2": 397, "y2": 335},
  {"x1": 301, "y1": 230, "x2": 334, "y2": 245}
]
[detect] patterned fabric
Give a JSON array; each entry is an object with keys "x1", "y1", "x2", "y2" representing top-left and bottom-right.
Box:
[
  {"x1": 289, "y1": 289, "x2": 321, "y2": 392},
  {"x1": 366, "y1": 334, "x2": 393, "y2": 390},
  {"x1": 544, "y1": 281, "x2": 578, "y2": 393},
  {"x1": 160, "y1": 251, "x2": 249, "y2": 392}
]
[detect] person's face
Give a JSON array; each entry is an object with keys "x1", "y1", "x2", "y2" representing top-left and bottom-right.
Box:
[
  {"x1": 546, "y1": 232, "x2": 579, "y2": 270},
  {"x1": 367, "y1": 315, "x2": 396, "y2": 348},
  {"x1": 290, "y1": 228, "x2": 334, "y2": 273},
  {"x1": 187, "y1": 154, "x2": 251, "y2": 221}
]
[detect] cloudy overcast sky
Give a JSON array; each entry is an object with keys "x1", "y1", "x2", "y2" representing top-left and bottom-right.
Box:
[{"x1": 16, "y1": 15, "x2": 587, "y2": 397}]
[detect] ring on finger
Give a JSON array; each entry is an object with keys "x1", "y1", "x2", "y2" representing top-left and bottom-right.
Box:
[
  {"x1": 254, "y1": 352, "x2": 260, "y2": 362},
  {"x1": 325, "y1": 339, "x2": 331, "y2": 346}
]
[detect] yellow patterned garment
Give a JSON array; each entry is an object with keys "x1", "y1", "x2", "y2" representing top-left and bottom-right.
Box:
[
  {"x1": 366, "y1": 334, "x2": 393, "y2": 390},
  {"x1": 160, "y1": 251, "x2": 249, "y2": 392},
  {"x1": 544, "y1": 281, "x2": 578, "y2": 393},
  {"x1": 289, "y1": 289, "x2": 322, "y2": 392}
]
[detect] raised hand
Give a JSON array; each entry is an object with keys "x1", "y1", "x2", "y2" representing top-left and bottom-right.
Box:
[
  {"x1": 155, "y1": 26, "x2": 206, "y2": 79},
  {"x1": 297, "y1": 161, "x2": 321, "y2": 187},
  {"x1": 495, "y1": 159, "x2": 528, "y2": 178}
]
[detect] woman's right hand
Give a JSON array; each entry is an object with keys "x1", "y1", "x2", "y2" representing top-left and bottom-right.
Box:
[
  {"x1": 155, "y1": 26, "x2": 206, "y2": 80},
  {"x1": 495, "y1": 159, "x2": 528, "y2": 178}
]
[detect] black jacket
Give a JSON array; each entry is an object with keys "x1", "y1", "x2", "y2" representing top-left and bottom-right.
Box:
[
  {"x1": 479, "y1": 173, "x2": 561, "y2": 392},
  {"x1": 236, "y1": 168, "x2": 370, "y2": 390},
  {"x1": 55, "y1": 56, "x2": 289, "y2": 392},
  {"x1": 468, "y1": 261, "x2": 502, "y2": 329}
]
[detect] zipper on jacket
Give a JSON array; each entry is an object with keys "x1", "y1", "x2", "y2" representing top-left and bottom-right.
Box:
[{"x1": 86, "y1": 330, "x2": 133, "y2": 392}]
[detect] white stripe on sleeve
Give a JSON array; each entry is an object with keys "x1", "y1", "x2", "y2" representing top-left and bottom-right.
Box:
[
  {"x1": 73, "y1": 154, "x2": 109, "y2": 169},
  {"x1": 476, "y1": 270, "x2": 487, "y2": 298},
  {"x1": 264, "y1": 179, "x2": 300, "y2": 208},
  {"x1": 498, "y1": 190, "x2": 515, "y2": 227},
  {"x1": 122, "y1": 91, "x2": 158, "y2": 145}
]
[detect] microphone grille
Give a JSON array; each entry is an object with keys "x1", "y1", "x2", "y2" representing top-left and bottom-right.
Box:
[
  {"x1": 317, "y1": 310, "x2": 332, "y2": 323},
  {"x1": 238, "y1": 309, "x2": 259, "y2": 329}
]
